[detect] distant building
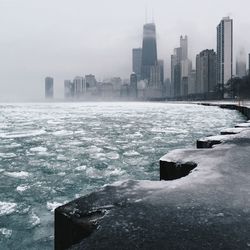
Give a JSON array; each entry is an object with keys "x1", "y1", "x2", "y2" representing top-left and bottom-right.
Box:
[
  {"x1": 249, "y1": 54, "x2": 250, "y2": 75},
  {"x1": 181, "y1": 59, "x2": 192, "y2": 96},
  {"x1": 236, "y1": 61, "x2": 246, "y2": 78},
  {"x1": 132, "y1": 48, "x2": 142, "y2": 80},
  {"x1": 217, "y1": 17, "x2": 233, "y2": 95},
  {"x1": 129, "y1": 73, "x2": 138, "y2": 99},
  {"x1": 171, "y1": 47, "x2": 182, "y2": 97},
  {"x1": 64, "y1": 80, "x2": 74, "y2": 98},
  {"x1": 110, "y1": 77, "x2": 122, "y2": 91},
  {"x1": 85, "y1": 74, "x2": 97, "y2": 89},
  {"x1": 141, "y1": 23, "x2": 158, "y2": 82},
  {"x1": 149, "y1": 64, "x2": 161, "y2": 88},
  {"x1": 196, "y1": 49, "x2": 217, "y2": 94},
  {"x1": 180, "y1": 35, "x2": 188, "y2": 60},
  {"x1": 99, "y1": 82, "x2": 113, "y2": 98},
  {"x1": 120, "y1": 84, "x2": 130, "y2": 98},
  {"x1": 188, "y1": 70, "x2": 196, "y2": 95},
  {"x1": 163, "y1": 78, "x2": 171, "y2": 98},
  {"x1": 73, "y1": 76, "x2": 85, "y2": 98},
  {"x1": 158, "y1": 60, "x2": 164, "y2": 84},
  {"x1": 236, "y1": 49, "x2": 247, "y2": 78},
  {"x1": 45, "y1": 77, "x2": 54, "y2": 99}
]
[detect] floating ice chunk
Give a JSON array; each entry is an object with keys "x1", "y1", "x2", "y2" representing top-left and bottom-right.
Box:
[
  {"x1": 86, "y1": 167, "x2": 103, "y2": 179},
  {"x1": 0, "y1": 129, "x2": 46, "y2": 139},
  {"x1": 107, "y1": 168, "x2": 125, "y2": 176},
  {"x1": 16, "y1": 184, "x2": 30, "y2": 193},
  {"x1": 57, "y1": 155, "x2": 67, "y2": 161},
  {"x1": 4, "y1": 171, "x2": 30, "y2": 179},
  {"x1": 30, "y1": 146, "x2": 47, "y2": 152},
  {"x1": 0, "y1": 153, "x2": 17, "y2": 158},
  {"x1": 29, "y1": 212, "x2": 41, "y2": 227},
  {"x1": 0, "y1": 201, "x2": 17, "y2": 216},
  {"x1": 106, "y1": 152, "x2": 120, "y2": 160},
  {"x1": 0, "y1": 228, "x2": 12, "y2": 238},
  {"x1": 47, "y1": 201, "x2": 63, "y2": 212},
  {"x1": 57, "y1": 172, "x2": 66, "y2": 176},
  {"x1": 86, "y1": 146, "x2": 103, "y2": 154},
  {"x1": 123, "y1": 150, "x2": 140, "y2": 157},
  {"x1": 75, "y1": 165, "x2": 87, "y2": 171},
  {"x1": 52, "y1": 130, "x2": 73, "y2": 136}
]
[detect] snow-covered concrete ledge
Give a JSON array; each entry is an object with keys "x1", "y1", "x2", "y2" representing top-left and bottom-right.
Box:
[{"x1": 54, "y1": 104, "x2": 250, "y2": 250}]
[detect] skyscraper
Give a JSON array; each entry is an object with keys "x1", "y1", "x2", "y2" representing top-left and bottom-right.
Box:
[
  {"x1": 45, "y1": 77, "x2": 54, "y2": 99},
  {"x1": 141, "y1": 23, "x2": 158, "y2": 82},
  {"x1": 129, "y1": 73, "x2": 138, "y2": 99},
  {"x1": 217, "y1": 17, "x2": 233, "y2": 95},
  {"x1": 64, "y1": 80, "x2": 74, "y2": 99},
  {"x1": 236, "y1": 49, "x2": 246, "y2": 78},
  {"x1": 180, "y1": 35, "x2": 188, "y2": 60},
  {"x1": 73, "y1": 76, "x2": 85, "y2": 98},
  {"x1": 132, "y1": 48, "x2": 142, "y2": 80},
  {"x1": 158, "y1": 60, "x2": 164, "y2": 84},
  {"x1": 249, "y1": 54, "x2": 250, "y2": 75},
  {"x1": 196, "y1": 49, "x2": 217, "y2": 94},
  {"x1": 171, "y1": 47, "x2": 182, "y2": 97},
  {"x1": 85, "y1": 74, "x2": 96, "y2": 89}
]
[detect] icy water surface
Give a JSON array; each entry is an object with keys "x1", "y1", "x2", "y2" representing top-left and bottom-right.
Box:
[{"x1": 0, "y1": 102, "x2": 245, "y2": 249}]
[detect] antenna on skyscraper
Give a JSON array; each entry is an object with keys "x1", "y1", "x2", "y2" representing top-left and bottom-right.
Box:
[{"x1": 152, "y1": 8, "x2": 154, "y2": 23}]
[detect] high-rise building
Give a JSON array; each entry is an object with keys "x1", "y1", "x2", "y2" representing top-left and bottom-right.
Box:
[
  {"x1": 129, "y1": 73, "x2": 138, "y2": 99},
  {"x1": 180, "y1": 35, "x2": 188, "y2": 60},
  {"x1": 158, "y1": 60, "x2": 164, "y2": 84},
  {"x1": 217, "y1": 17, "x2": 233, "y2": 95},
  {"x1": 73, "y1": 76, "x2": 85, "y2": 97},
  {"x1": 85, "y1": 74, "x2": 96, "y2": 89},
  {"x1": 236, "y1": 49, "x2": 246, "y2": 78},
  {"x1": 196, "y1": 49, "x2": 217, "y2": 94},
  {"x1": 64, "y1": 80, "x2": 74, "y2": 98},
  {"x1": 236, "y1": 61, "x2": 246, "y2": 78},
  {"x1": 171, "y1": 47, "x2": 182, "y2": 97},
  {"x1": 132, "y1": 48, "x2": 142, "y2": 80},
  {"x1": 45, "y1": 77, "x2": 54, "y2": 99},
  {"x1": 149, "y1": 64, "x2": 161, "y2": 88},
  {"x1": 110, "y1": 77, "x2": 122, "y2": 91},
  {"x1": 248, "y1": 54, "x2": 250, "y2": 75},
  {"x1": 181, "y1": 59, "x2": 192, "y2": 96},
  {"x1": 141, "y1": 23, "x2": 158, "y2": 82},
  {"x1": 188, "y1": 70, "x2": 196, "y2": 95},
  {"x1": 249, "y1": 54, "x2": 250, "y2": 75}
]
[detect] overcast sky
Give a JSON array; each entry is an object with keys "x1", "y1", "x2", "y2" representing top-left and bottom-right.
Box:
[{"x1": 1, "y1": 0, "x2": 250, "y2": 100}]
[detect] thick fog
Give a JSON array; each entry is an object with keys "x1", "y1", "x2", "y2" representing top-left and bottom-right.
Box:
[{"x1": 0, "y1": 0, "x2": 250, "y2": 101}]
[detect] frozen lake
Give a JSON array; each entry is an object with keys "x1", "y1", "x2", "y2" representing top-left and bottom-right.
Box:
[{"x1": 0, "y1": 102, "x2": 245, "y2": 249}]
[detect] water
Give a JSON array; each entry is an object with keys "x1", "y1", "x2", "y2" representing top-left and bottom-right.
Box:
[{"x1": 0, "y1": 102, "x2": 245, "y2": 249}]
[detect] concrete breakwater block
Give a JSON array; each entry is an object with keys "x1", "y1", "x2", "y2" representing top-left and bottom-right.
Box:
[
  {"x1": 196, "y1": 134, "x2": 236, "y2": 148},
  {"x1": 159, "y1": 154, "x2": 197, "y2": 180},
  {"x1": 220, "y1": 127, "x2": 249, "y2": 135},
  {"x1": 235, "y1": 122, "x2": 250, "y2": 128}
]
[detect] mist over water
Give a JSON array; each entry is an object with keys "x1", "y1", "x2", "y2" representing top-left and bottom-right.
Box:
[{"x1": 0, "y1": 102, "x2": 245, "y2": 249}]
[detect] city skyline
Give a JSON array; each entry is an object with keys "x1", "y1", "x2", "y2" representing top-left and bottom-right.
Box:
[{"x1": 1, "y1": 0, "x2": 250, "y2": 100}]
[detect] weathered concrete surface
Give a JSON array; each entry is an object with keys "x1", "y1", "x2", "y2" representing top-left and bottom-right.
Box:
[
  {"x1": 196, "y1": 135, "x2": 229, "y2": 148},
  {"x1": 55, "y1": 128, "x2": 250, "y2": 250},
  {"x1": 220, "y1": 127, "x2": 249, "y2": 135}
]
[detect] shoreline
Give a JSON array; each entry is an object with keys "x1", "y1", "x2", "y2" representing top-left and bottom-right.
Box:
[{"x1": 54, "y1": 103, "x2": 250, "y2": 250}]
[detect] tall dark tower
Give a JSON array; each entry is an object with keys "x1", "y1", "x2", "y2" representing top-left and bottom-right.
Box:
[{"x1": 141, "y1": 23, "x2": 158, "y2": 82}]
